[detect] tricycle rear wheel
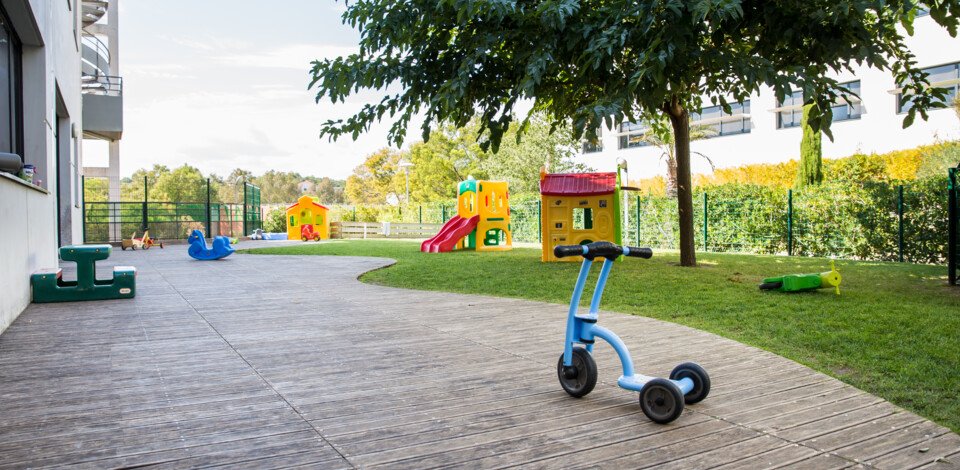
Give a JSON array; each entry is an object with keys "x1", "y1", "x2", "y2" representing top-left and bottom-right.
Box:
[
  {"x1": 669, "y1": 362, "x2": 711, "y2": 404},
  {"x1": 557, "y1": 347, "x2": 597, "y2": 398}
]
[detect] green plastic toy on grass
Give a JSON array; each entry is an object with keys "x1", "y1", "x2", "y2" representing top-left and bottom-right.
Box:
[{"x1": 759, "y1": 259, "x2": 841, "y2": 295}]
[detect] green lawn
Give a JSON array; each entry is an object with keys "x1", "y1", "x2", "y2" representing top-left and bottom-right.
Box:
[{"x1": 244, "y1": 240, "x2": 960, "y2": 432}]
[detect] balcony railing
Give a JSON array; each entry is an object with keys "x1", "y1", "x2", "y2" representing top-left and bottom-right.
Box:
[
  {"x1": 82, "y1": 75, "x2": 123, "y2": 97},
  {"x1": 81, "y1": 0, "x2": 109, "y2": 27},
  {"x1": 81, "y1": 34, "x2": 111, "y2": 76}
]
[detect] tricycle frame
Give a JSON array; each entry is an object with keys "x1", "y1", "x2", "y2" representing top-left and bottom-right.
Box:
[{"x1": 562, "y1": 254, "x2": 694, "y2": 395}]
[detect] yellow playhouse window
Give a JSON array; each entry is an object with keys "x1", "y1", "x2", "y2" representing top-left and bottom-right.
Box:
[
  {"x1": 573, "y1": 208, "x2": 594, "y2": 230},
  {"x1": 290, "y1": 216, "x2": 296, "y2": 226}
]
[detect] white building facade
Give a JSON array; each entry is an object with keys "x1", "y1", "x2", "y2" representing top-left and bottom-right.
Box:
[
  {"x1": 582, "y1": 15, "x2": 960, "y2": 180},
  {"x1": 0, "y1": 0, "x2": 123, "y2": 334}
]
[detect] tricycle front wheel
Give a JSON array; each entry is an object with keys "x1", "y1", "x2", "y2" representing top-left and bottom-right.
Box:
[
  {"x1": 557, "y1": 347, "x2": 597, "y2": 398},
  {"x1": 639, "y1": 378, "x2": 684, "y2": 424}
]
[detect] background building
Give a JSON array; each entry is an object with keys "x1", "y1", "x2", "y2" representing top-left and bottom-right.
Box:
[
  {"x1": 581, "y1": 14, "x2": 960, "y2": 180},
  {"x1": 79, "y1": 0, "x2": 122, "y2": 239},
  {"x1": 1, "y1": 0, "x2": 84, "y2": 331}
]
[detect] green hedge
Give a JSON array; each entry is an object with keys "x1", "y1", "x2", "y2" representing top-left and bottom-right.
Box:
[
  {"x1": 324, "y1": 177, "x2": 949, "y2": 263},
  {"x1": 625, "y1": 178, "x2": 947, "y2": 263}
]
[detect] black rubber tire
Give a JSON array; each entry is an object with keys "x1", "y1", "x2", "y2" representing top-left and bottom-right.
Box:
[
  {"x1": 639, "y1": 378, "x2": 685, "y2": 424},
  {"x1": 759, "y1": 281, "x2": 783, "y2": 291},
  {"x1": 301, "y1": 236, "x2": 308, "y2": 242},
  {"x1": 669, "y1": 362, "x2": 711, "y2": 404},
  {"x1": 557, "y1": 347, "x2": 598, "y2": 398}
]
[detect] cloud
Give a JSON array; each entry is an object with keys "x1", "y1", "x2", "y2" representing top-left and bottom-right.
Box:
[
  {"x1": 215, "y1": 43, "x2": 359, "y2": 70},
  {"x1": 125, "y1": 64, "x2": 197, "y2": 80}
]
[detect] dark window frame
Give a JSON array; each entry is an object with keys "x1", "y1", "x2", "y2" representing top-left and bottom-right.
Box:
[
  {"x1": 690, "y1": 100, "x2": 752, "y2": 138},
  {"x1": 0, "y1": 3, "x2": 24, "y2": 162},
  {"x1": 897, "y1": 62, "x2": 960, "y2": 115},
  {"x1": 831, "y1": 81, "x2": 863, "y2": 123},
  {"x1": 777, "y1": 81, "x2": 862, "y2": 129},
  {"x1": 582, "y1": 128, "x2": 603, "y2": 154},
  {"x1": 617, "y1": 122, "x2": 652, "y2": 150}
]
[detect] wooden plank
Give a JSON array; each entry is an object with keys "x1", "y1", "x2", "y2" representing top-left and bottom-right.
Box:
[
  {"x1": 831, "y1": 420, "x2": 951, "y2": 464},
  {"x1": 0, "y1": 248, "x2": 955, "y2": 469},
  {"x1": 867, "y1": 432, "x2": 960, "y2": 469},
  {"x1": 711, "y1": 444, "x2": 821, "y2": 470}
]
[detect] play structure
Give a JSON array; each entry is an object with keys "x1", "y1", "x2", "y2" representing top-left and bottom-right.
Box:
[
  {"x1": 540, "y1": 170, "x2": 623, "y2": 262},
  {"x1": 554, "y1": 241, "x2": 710, "y2": 424},
  {"x1": 421, "y1": 177, "x2": 512, "y2": 253},
  {"x1": 121, "y1": 230, "x2": 163, "y2": 250},
  {"x1": 31, "y1": 245, "x2": 136, "y2": 303},
  {"x1": 187, "y1": 229, "x2": 235, "y2": 261},
  {"x1": 287, "y1": 195, "x2": 329, "y2": 241},
  {"x1": 300, "y1": 224, "x2": 321, "y2": 242},
  {"x1": 760, "y1": 259, "x2": 842, "y2": 295}
]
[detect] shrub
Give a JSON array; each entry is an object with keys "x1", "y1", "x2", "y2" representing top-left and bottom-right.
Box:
[
  {"x1": 629, "y1": 179, "x2": 948, "y2": 263},
  {"x1": 264, "y1": 208, "x2": 286, "y2": 233}
]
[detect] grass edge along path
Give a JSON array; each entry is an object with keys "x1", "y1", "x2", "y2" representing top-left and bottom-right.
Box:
[{"x1": 243, "y1": 240, "x2": 960, "y2": 433}]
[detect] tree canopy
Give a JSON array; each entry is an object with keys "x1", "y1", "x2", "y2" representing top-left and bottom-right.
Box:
[
  {"x1": 311, "y1": 0, "x2": 960, "y2": 266},
  {"x1": 342, "y1": 114, "x2": 589, "y2": 204},
  {"x1": 311, "y1": 1, "x2": 957, "y2": 146},
  {"x1": 87, "y1": 165, "x2": 346, "y2": 205}
]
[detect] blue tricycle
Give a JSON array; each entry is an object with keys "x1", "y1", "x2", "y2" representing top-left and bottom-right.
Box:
[{"x1": 555, "y1": 241, "x2": 711, "y2": 424}]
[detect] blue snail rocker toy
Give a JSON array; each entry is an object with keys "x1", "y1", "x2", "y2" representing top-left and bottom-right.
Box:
[
  {"x1": 555, "y1": 241, "x2": 711, "y2": 424},
  {"x1": 187, "y1": 230, "x2": 235, "y2": 261}
]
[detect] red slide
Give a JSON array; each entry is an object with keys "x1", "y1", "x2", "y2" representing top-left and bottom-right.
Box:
[{"x1": 421, "y1": 215, "x2": 480, "y2": 253}]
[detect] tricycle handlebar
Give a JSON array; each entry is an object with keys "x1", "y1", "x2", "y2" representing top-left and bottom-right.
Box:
[{"x1": 554, "y1": 241, "x2": 653, "y2": 261}]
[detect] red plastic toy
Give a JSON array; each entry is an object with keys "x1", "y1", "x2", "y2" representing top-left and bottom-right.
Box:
[{"x1": 300, "y1": 224, "x2": 321, "y2": 242}]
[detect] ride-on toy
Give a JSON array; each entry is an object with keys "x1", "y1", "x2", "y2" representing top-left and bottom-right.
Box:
[
  {"x1": 759, "y1": 259, "x2": 841, "y2": 295},
  {"x1": 555, "y1": 241, "x2": 711, "y2": 424},
  {"x1": 300, "y1": 223, "x2": 321, "y2": 242},
  {"x1": 121, "y1": 230, "x2": 163, "y2": 250}
]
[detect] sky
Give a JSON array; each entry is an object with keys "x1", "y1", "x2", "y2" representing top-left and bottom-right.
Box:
[{"x1": 88, "y1": 0, "x2": 422, "y2": 179}]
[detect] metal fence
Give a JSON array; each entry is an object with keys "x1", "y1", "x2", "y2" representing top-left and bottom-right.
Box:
[
  {"x1": 82, "y1": 177, "x2": 263, "y2": 243},
  {"x1": 949, "y1": 168, "x2": 959, "y2": 284},
  {"x1": 304, "y1": 181, "x2": 949, "y2": 264}
]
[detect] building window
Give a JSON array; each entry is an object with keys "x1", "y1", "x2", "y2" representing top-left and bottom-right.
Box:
[
  {"x1": 777, "y1": 81, "x2": 862, "y2": 128},
  {"x1": 832, "y1": 81, "x2": 863, "y2": 122},
  {"x1": 691, "y1": 101, "x2": 751, "y2": 137},
  {"x1": 582, "y1": 129, "x2": 603, "y2": 154},
  {"x1": 897, "y1": 62, "x2": 960, "y2": 114},
  {"x1": 0, "y1": 6, "x2": 24, "y2": 160},
  {"x1": 777, "y1": 90, "x2": 804, "y2": 129},
  {"x1": 617, "y1": 122, "x2": 651, "y2": 149}
]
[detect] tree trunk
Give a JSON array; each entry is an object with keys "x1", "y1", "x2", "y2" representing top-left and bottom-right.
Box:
[
  {"x1": 664, "y1": 99, "x2": 697, "y2": 267},
  {"x1": 665, "y1": 152, "x2": 679, "y2": 198}
]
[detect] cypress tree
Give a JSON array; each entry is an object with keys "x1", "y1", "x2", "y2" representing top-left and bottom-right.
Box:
[{"x1": 796, "y1": 103, "x2": 824, "y2": 188}]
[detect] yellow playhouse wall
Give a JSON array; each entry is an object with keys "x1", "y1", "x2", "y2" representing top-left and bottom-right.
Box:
[
  {"x1": 457, "y1": 188, "x2": 478, "y2": 219},
  {"x1": 541, "y1": 194, "x2": 616, "y2": 262},
  {"x1": 477, "y1": 181, "x2": 512, "y2": 252},
  {"x1": 286, "y1": 196, "x2": 330, "y2": 240}
]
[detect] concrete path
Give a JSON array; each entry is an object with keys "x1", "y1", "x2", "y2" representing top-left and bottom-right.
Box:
[{"x1": 0, "y1": 243, "x2": 957, "y2": 469}]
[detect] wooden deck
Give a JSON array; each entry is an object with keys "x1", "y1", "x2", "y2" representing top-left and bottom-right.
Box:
[{"x1": 0, "y1": 243, "x2": 957, "y2": 469}]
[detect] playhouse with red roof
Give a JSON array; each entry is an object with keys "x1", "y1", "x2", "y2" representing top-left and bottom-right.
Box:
[
  {"x1": 539, "y1": 170, "x2": 623, "y2": 262},
  {"x1": 286, "y1": 195, "x2": 330, "y2": 241}
]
